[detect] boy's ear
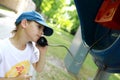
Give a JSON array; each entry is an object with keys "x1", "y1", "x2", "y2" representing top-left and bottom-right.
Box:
[{"x1": 21, "y1": 19, "x2": 28, "y2": 28}]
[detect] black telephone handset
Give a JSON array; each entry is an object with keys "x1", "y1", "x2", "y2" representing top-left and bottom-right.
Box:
[
  {"x1": 36, "y1": 37, "x2": 74, "y2": 58},
  {"x1": 36, "y1": 37, "x2": 48, "y2": 47}
]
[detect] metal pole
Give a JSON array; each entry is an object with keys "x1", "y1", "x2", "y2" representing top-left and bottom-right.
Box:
[
  {"x1": 94, "y1": 68, "x2": 111, "y2": 80},
  {"x1": 64, "y1": 27, "x2": 89, "y2": 75}
]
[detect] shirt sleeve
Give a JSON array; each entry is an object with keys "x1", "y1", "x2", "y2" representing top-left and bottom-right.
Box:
[{"x1": 30, "y1": 43, "x2": 40, "y2": 63}]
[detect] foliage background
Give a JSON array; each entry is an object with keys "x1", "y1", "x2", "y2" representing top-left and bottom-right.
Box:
[{"x1": 33, "y1": 0, "x2": 80, "y2": 35}]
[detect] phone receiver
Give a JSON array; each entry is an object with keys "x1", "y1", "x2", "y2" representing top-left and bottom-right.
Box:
[
  {"x1": 36, "y1": 37, "x2": 74, "y2": 58},
  {"x1": 36, "y1": 37, "x2": 48, "y2": 47}
]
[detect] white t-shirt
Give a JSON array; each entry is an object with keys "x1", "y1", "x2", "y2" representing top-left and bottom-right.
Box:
[{"x1": 0, "y1": 38, "x2": 39, "y2": 77}]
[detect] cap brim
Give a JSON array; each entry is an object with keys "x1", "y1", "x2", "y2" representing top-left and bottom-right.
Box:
[
  {"x1": 36, "y1": 21, "x2": 53, "y2": 36},
  {"x1": 44, "y1": 27, "x2": 53, "y2": 36}
]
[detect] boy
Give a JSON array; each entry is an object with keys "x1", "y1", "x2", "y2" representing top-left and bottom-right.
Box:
[{"x1": 0, "y1": 11, "x2": 53, "y2": 80}]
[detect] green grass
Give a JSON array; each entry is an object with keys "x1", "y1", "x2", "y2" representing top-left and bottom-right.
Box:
[
  {"x1": 45, "y1": 25, "x2": 120, "y2": 80},
  {"x1": 32, "y1": 23, "x2": 120, "y2": 80},
  {"x1": 46, "y1": 25, "x2": 74, "y2": 59},
  {"x1": 36, "y1": 62, "x2": 76, "y2": 80},
  {"x1": 110, "y1": 74, "x2": 120, "y2": 80},
  {"x1": 79, "y1": 54, "x2": 98, "y2": 80}
]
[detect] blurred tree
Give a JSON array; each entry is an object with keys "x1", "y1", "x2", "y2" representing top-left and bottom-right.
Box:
[
  {"x1": 34, "y1": 0, "x2": 80, "y2": 35},
  {"x1": 32, "y1": 0, "x2": 43, "y2": 12}
]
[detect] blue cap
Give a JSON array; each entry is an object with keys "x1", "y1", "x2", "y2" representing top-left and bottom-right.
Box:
[{"x1": 15, "y1": 11, "x2": 53, "y2": 36}]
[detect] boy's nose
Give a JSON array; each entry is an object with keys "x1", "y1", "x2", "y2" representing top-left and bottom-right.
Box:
[{"x1": 40, "y1": 30, "x2": 44, "y2": 35}]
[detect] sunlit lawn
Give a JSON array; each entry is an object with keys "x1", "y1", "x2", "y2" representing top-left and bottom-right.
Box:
[
  {"x1": 43, "y1": 25, "x2": 120, "y2": 80},
  {"x1": 46, "y1": 25, "x2": 74, "y2": 60}
]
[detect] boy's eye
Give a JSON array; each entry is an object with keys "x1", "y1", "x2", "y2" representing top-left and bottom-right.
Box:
[
  {"x1": 38, "y1": 26, "x2": 41, "y2": 28},
  {"x1": 37, "y1": 25, "x2": 42, "y2": 29},
  {"x1": 37, "y1": 25, "x2": 44, "y2": 30}
]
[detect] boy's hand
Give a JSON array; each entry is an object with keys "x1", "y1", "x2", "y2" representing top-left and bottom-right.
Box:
[{"x1": 36, "y1": 44, "x2": 48, "y2": 55}]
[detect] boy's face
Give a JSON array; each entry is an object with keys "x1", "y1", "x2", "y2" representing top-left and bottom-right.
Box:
[{"x1": 25, "y1": 20, "x2": 44, "y2": 42}]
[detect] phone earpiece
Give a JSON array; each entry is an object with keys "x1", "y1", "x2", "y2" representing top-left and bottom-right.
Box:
[{"x1": 37, "y1": 37, "x2": 48, "y2": 47}]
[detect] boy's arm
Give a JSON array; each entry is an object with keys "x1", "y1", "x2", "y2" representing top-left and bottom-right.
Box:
[{"x1": 32, "y1": 46, "x2": 47, "y2": 73}]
